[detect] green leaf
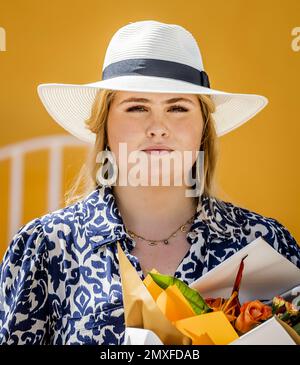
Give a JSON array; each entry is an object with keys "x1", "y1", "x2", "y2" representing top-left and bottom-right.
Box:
[{"x1": 149, "y1": 272, "x2": 212, "y2": 315}]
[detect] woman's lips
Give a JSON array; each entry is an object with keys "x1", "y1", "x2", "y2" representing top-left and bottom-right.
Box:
[{"x1": 142, "y1": 149, "x2": 173, "y2": 155}]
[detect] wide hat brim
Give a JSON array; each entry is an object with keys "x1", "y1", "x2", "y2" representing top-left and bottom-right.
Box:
[{"x1": 37, "y1": 75, "x2": 268, "y2": 144}]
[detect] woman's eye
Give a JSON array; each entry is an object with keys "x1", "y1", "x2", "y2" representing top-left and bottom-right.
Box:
[
  {"x1": 126, "y1": 106, "x2": 146, "y2": 112},
  {"x1": 169, "y1": 106, "x2": 188, "y2": 112},
  {"x1": 126, "y1": 105, "x2": 188, "y2": 112}
]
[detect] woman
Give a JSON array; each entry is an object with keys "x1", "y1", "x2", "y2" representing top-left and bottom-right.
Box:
[{"x1": 0, "y1": 20, "x2": 299, "y2": 345}]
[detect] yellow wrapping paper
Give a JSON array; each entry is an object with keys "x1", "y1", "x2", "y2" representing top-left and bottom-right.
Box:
[
  {"x1": 143, "y1": 269, "x2": 164, "y2": 301},
  {"x1": 117, "y1": 242, "x2": 192, "y2": 345},
  {"x1": 156, "y1": 284, "x2": 196, "y2": 322},
  {"x1": 175, "y1": 311, "x2": 239, "y2": 345},
  {"x1": 117, "y1": 241, "x2": 239, "y2": 345}
]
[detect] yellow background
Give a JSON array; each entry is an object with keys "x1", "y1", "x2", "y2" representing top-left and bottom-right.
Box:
[{"x1": 0, "y1": 0, "x2": 299, "y2": 259}]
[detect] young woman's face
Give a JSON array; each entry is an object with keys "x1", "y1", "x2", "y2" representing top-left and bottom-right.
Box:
[{"x1": 106, "y1": 91, "x2": 204, "y2": 186}]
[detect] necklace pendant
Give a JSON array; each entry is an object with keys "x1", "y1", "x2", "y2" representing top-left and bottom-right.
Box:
[
  {"x1": 180, "y1": 225, "x2": 187, "y2": 232},
  {"x1": 149, "y1": 241, "x2": 157, "y2": 246},
  {"x1": 163, "y1": 240, "x2": 169, "y2": 245}
]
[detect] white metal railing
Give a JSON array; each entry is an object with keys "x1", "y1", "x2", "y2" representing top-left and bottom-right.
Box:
[{"x1": 0, "y1": 134, "x2": 88, "y2": 241}]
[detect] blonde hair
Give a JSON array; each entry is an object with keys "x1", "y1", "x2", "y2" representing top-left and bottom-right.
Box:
[{"x1": 64, "y1": 89, "x2": 220, "y2": 206}]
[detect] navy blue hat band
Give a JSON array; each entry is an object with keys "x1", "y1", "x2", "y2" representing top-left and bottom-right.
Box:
[{"x1": 102, "y1": 58, "x2": 210, "y2": 88}]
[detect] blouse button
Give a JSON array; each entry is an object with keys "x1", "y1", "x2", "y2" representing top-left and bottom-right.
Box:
[{"x1": 189, "y1": 232, "x2": 197, "y2": 239}]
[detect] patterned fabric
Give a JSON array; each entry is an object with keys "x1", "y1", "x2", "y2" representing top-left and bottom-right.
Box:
[{"x1": 0, "y1": 184, "x2": 300, "y2": 345}]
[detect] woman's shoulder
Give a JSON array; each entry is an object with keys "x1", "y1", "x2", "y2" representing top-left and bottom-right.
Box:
[
  {"x1": 203, "y1": 194, "x2": 293, "y2": 233},
  {"x1": 35, "y1": 187, "x2": 101, "y2": 234},
  {"x1": 202, "y1": 194, "x2": 300, "y2": 267},
  {"x1": 1, "y1": 188, "x2": 101, "y2": 263},
  {"x1": 208, "y1": 195, "x2": 273, "y2": 223}
]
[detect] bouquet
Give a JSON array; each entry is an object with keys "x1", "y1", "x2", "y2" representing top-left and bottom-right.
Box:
[
  {"x1": 147, "y1": 259, "x2": 300, "y2": 340},
  {"x1": 117, "y1": 242, "x2": 300, "y2": 345}
]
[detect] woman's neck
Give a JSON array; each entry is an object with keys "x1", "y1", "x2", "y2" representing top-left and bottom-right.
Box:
[{"x1": 112, "y1": 185, "x2": 198, "y2": 240}]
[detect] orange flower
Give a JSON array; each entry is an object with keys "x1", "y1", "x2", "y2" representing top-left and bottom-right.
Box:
[
  {"x1": 206, "y1": 292, "x2": 239, "y2": 323},
  {"x1": 235, "y1": 300, "x2": 272, "y2": 334}
]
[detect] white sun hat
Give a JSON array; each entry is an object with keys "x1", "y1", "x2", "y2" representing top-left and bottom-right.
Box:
[{"x1": 37, "y1": 20, "x2": 268, "y2": 144}]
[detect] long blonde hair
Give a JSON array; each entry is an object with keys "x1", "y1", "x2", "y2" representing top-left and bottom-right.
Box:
[{"x1": 64, "y1": 89, "x2": 220, "y2": 206}]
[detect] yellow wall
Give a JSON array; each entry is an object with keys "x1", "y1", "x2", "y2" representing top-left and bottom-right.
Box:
[{"x1": 0, "y1": 0, "x2": 299, "y2": 259}]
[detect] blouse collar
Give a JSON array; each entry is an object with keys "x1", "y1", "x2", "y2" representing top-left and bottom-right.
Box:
[{"x1": 85, "y1": 184, "x2": 231, "y2": 251}]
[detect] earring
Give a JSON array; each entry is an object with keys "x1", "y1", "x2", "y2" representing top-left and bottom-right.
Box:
[
  {"x1": 195, "y1": 150, "x2": 205, "y2": 210},
  {"x1": 96, "y1": 144, "x2": 117, "y2": 189}
]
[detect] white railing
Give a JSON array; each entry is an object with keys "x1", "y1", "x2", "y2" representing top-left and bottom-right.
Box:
[{"x1": 0, "y1": 134, "x2": 89, "y2": 241}]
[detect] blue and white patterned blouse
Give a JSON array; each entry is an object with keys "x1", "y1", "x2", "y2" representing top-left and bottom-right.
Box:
[{"x1": 0, "y1": 184, "x2": 300, "y2": 345}]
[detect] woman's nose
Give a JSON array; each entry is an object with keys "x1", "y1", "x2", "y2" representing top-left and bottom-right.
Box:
[{"x1": 145, "y1": 118, "x2": 170, "y2": 138}]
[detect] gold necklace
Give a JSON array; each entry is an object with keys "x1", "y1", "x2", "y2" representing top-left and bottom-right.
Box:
[{"x1": 126, "y1": 213, "x2": 196, "y2": 246}]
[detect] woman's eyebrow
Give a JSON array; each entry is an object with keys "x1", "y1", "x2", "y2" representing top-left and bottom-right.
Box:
[{"x1": 118, "y1": 97, "x2": 195, "y2": 105}]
